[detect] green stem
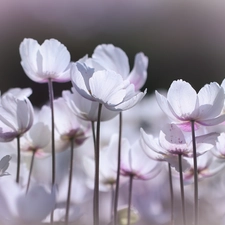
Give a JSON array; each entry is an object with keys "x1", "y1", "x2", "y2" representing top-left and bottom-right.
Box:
[
  {"x1": 191, "y1": 120, "x2": 198, "y2": 225},
  {"x1": 113, "y1": 112, "x2": 122, "y2": 225},
  {"x1": 65, "y1": 138, "x2": 74, "y2": 224},
  {"x1": 94, "y1": 103, "x2": 102, "y2": 225},
  {"x1": 178, "y1": 154, "x2": 186, "y2": 225}
]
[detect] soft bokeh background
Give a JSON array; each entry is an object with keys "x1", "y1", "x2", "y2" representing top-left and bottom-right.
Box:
[{"x1": 1, "y1": 0, "x2": 225, "y2": 106}]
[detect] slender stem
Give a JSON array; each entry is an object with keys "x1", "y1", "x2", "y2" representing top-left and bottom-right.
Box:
[
  {"x1": 65, "y1": 138, "x2": 74, "y2": 224},
  {"x1": 26, "y1": 150, "x2": 35, "y2": 193},
  {"x1": 16, "y1": 135, "x2": 21, "y2": 183},
  {"x1": 127, "y1": 175, "x2": 134, "y2": 225},
  {"x1": 48, "y1": 79, "x2": 56, "y2": 223},
  {"x1": 94, "y1": 103, "x2": 102, "y2": 225},
  {"x1": 168, "y1": 163, "x2": 174, "y2": 225},
  {"x1": 91, "y1": 121, "x2": 96, "y2": 146},
  {"x1": 113, "y1": 112, "x2": 122, "y2": 225},
  {"x1": 48, "y1": 79, "x2": 56, "y2": 185},
  {"x1": 191, "y1": 120, "x2": 198, "y2": 225},
  {"x1": 178, "y1": 154, "x2": 186, "y2": 225},
  {"x1": 91, "y1": 121, "x2": 97, "y2": 223},
  {"x1": 110, "y1": 184, "x2": 115, "y2": 223}
]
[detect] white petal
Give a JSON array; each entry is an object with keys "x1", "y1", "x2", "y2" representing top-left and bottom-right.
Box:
[
  {"x1": 167, "y1": 80, "x2": 198, "y2": 119},
  {"x1": 89, "y1": 70, "x2": 126, "y2": 105},
  {"x1": 92, "y1": 44, "x2": 130, "y2": 78},
  {"x1": 197, "y1": 82, "x2": 224, "y2": 119},
  {"x1": 19, "y1": 38, "x2": 44, "y2": 83},
  {"x1": 39, "y1": 39, "x2": 71, "y2": 80},
  {"x1": 155, "y1": 90, "x2": 179, "y2": 121},
  {"x1": 71, "y1": 62, "x2": 95, "y2": 101},
  {"x1": 128, "y1": 52, "x2": 148, "y2": 90}
]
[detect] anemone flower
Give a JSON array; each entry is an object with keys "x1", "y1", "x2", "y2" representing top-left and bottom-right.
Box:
[
  {"x1": 91, "y1": 44, "x2": 148, "y2": 91},
  {"x1": 155, "y1": 80, "x2": 225, "y2": 130},
  {"x1": 19, "y1": 38, "x2": 71, "y2": 83}
]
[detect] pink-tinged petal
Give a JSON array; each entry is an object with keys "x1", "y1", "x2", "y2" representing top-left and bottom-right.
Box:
[
  {"x1": 155, "y1": 91, "x2": 179, "y2": 121},
  {"x1": 176, "y1": 121, "x2": 200, "y2": 132},
  {"x1": 17, "y1": 185, "x2": 56, "y2": 223},
  {"x1": 159, "y1": 124, "x2": 188, "y2": 155},
  {"x1": 39, "y1": 39, "x2": 71, "y2": 81},
  {"x1": 167, "y1": 80, "x2": 198, "y2": 119},
  {"x1": 19, "y1": 38, "x2": 43, "y2": 83},
  {"x1": 92, "y1": 44, "x2": 130, "y2": 78},
  {"x1": 89, "y1": 70, "x2": 126, "y2": 105},
  {"x1": 71, "y1": 62, "x2": 95, "y2": 101},
  {"x1": 197, "y1": 82, "x2": 224, "y2": 119},
  {"x1": 197, "y1": 114, "x2": 225, "y2": 126},
  {"x1": 128, "y1": 52, "x2": 148, "y2": 90}
]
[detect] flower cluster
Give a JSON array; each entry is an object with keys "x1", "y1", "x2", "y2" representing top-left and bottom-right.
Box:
[{"x1": 0, "y1": 38, "x2": 225, "y2": 225}]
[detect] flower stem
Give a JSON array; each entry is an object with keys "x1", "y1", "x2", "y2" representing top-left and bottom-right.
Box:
[
  {"x1": 48, "y1": 79, "x2": 56, "y2": 185},
  {"x1": 26, "y1": 150, "x2": 35, "y2": 193},
  {"x1": 113, "y1": 112, "x2": 123, "y2": 225},
  {"x1": 94, "y1": 103, "x2": 102, "y2": 225},
  {"x1": 110, "y1": 184, "x2": 115, "y2": 223},
  {"x1": 178, "y1": 154, "x2": 186, "y2": 225},
  {"x1": 191, "y1": 120, "x2": 198, "y2": 225},
  {"x1": 48, "y1": 79, "x2": 56, "y2": 223},
  {"x1": 16, "y1": 135, "x2": 21, "y2": 183},
  {"x1": 127, "y1": 174, "x2": 134, "y2": 225},
  {"x1": 65, "y1": 138, "x2": 74, "y2": 224},
  {"x1": 168, "y1": 163, "x2": 174, "y2": 225}
]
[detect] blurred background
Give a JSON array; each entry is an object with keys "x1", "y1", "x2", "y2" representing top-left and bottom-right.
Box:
[{"x1": 1, "y1": 0, "x2": 225, "y2": 106}]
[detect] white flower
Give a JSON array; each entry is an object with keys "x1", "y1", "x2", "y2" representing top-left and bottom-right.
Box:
[
  {"x1": 19, "y1": 38, "x2": 71, "y2": 83},
  {"x1": 71, "y1": 62, "x2": 147, "y2": 111},
  {"x1": 91, "y1": 44, "x2": 148, "y2": 91},
  {"x1": 155, "y1": 80, "x2": 225, "y2": 129},
  {"x1": 0, "y1": 93, "x2": 34, "y2": 142}
]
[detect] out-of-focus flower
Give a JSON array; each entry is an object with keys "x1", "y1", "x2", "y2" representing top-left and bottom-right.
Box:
[
  {"x1": 63, "y1": 88, "x2": 119, "y2": 122},
  {"x1": 38, "y1": 98, "x2": 90, "y2": 152},
  {"x1": 83, "y1": 134, "x2": 128, "y2": 191},
  {"x1": 0, "y1": 93, "x2": 34, "y2": 142},
  {"x1": 19, "y1": 38, "x2": 71, "y2": 83},
  {"x1": 0, "y1": 176, "x2": 56, "y2": 224},
  {"x1": 2, "y1": 88, "x2": 32, "y2": 100},
  {"x1": 20, "y1": 122, "x2": 50, "y2": 157},
  {"x1": 91, "y1": 44, "x2": 148, "y2": 91},
  {"x1": 155, "y1": 80, "x2": 225, "y2": 130},
  {"x1": 71, "y1": 62, "x2": 146, "y2": 111},
  {"x1": 0, "y1": 155, "x2": 11, "y2": 177},
  {"x1": 119, "y1": 139, "x2": 160, "y2": 180},
  {"x1": 182, "y1": 152, "x2": 224, "y2": 183}
]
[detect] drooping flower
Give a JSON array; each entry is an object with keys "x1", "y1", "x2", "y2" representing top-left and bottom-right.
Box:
[
  {"x1": 155, "y1": 80, "x2": 225, "y2": 130},
  {"x1": 19, "y1": 38, "x2": 71, "y2": 83},
  {"x1": 0, "y1": 93, "x2": 34, "y2": 142}
]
